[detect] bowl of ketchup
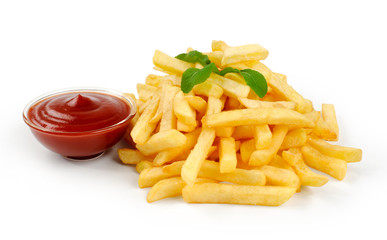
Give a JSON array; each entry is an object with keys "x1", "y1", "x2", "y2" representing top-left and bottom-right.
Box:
[{"x1": 23, "y1": 88, "x2": 136, "y2": 160}]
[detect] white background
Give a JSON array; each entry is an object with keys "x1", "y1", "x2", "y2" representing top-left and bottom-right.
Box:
[{"x1": 1, "y1": 0, "x2": 386, "y2": 239}]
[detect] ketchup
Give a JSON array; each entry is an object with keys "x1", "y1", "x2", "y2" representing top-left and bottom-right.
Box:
[
  {"x1": 28, "y1": 92, "x2": 130, "y2": 133},
  {"x1": 24, "y1": 90, "x2": 134, "y2": 159}
]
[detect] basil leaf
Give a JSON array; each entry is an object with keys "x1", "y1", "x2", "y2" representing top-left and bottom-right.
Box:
[
  {"x1": 219, "y1": 67, "x2": 241, "y2": 76},
  {"x1": 180, "y1": 63, "x2": 216, "y2": 93},
  {"x1": 240, "y1": 69, "x2": 268, "y2": 98},
  {"x1": 175, "y1": 50, "x2": 210, "y2": 67},
  {"x1": 175, "y1": 53, "x2": 198, "y2": 63}
]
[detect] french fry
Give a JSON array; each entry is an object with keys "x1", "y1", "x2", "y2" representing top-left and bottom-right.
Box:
[
  {"x1": 207, "y1": 73, "x2": 250, "y2": 98},
  {"x1": 193, "y1": 81, "x2": 223, "y2": 98},
  {"x1": 211, "y1": 40, "x2": 228, "y2": 52},
  {"x1": 282, "y1": 148, "x2": 329, "y2": 187},
  {"x1": 224, "y1": 72, "x2": 245, "y2": 84},
  {"x1": 224, "y1": 97, "x2": 243, "y2": 110},
  {"x1": 308, "y1": 137, "x2": 362, "y2": 163},
  {"x1": 181, "y1": 127, "x2": 216, "y2": 186},
  {"x1": 138, "y1": 162, "x2": 184, "y2": 188},
  {"x1": 147, "y1": 177, "x2": 216, "y2": 203},
  {"x1": 177, "y1": 120, "x2": 197, "y2": 132},
  {"x1": 136, "y1": 160, "x2": 153, "y2": 173},
  {"x1": 185, "y1": 95, "x2": 207, "y2": 115},
  {"x1": 240, "y1": 139, "x2": 256, "y2": 163},
  {"x1": 174, "y1": 91, "x2": 196, "y2": 126},
  {"x1": 215, "y1": 127, "x2": 235, "y2": 138},
  {"x1": 269, "y1": 73, "x2": 308, "y2": 113},
  {"x1": 311, "y1": 116, "x2": 338, "y2": 141},
  {"x1": 249, "y1": 125, "x2": 288, "y2": 166},
  {"x1": 153, "y1": 50, "x2": 193, "y2": 75},
  {"x1": 130, "y1": 95, "x2": 160, "y2": 145},
  {"x1": 322, "y1": 104, "x2": 339, "y2": 140},
  {"x1": 203, "y1": 108, "x2": 315, "y2": 128},
  {"x1": 136, "y1": 129, "x2": 187, "y2": 156},
  {"x1": 232, "y1": 125, "x2": 254, "y2": 140},
  {"x1": 301, "y1": 144, "x2": 347, "y2": 181},
  {"x1": 238, "y1": 97, "x2": 296, "y2": 110},
  {"x1": 219, "y1": 137, "x2": 237, "y2": 173},
  {"x1": 145, "y1": 74, "x2": 162, "y2": 87},
  {"x1": 159, "y1": 85, "x2": 180, "y2": 131},
  {"x1": 182, "y1": 183, "x2": 296, "y2": 206},
  {"x1": 268, "y1": 155, "x2": 294, "y2": 171},
  {"x1": 259, "y1": 165, "x2": 300, "y2": 188},
  {"x1": 207, "y1": 51, "x2": 223, "y2": 67},
  {"x1": 137, "y1": 83, "x2": 157, "y2": 101},
  {"x1": 253, "y1": 124, "x2": 272, "y2": 149},
  {"x1": 118, "y1": 148, "x2": 151, "y2": 165},
  {"x1": 165, "y1": 160, "x2": 266, "y2": 186},
  {"x1": 153, "y1": 128, "x2": 201, "y2": 166},
  {"x1": 221, "y1": 44, "x2": 269, "y2": 66},
  {"x1": 280, "y1": 128, "x2": 308, "y2": 150}
]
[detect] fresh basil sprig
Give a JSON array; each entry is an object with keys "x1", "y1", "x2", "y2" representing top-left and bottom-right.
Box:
[
  {"x1": 175, "y1": 50, "x2": 211, "y2": 67},
  {"x1": 180, "y1": 63, "x2": 216, "y2": 93},
  {"x1": 176, "y1": 50, "x2": 268, "y2": 98}
]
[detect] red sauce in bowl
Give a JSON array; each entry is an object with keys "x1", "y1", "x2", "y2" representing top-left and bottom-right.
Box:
[
  {"x1": 23, "y1": 89, "x2": 136, "y2": 160},
  {"x1": 28, "y1": 92, "x2": 130, "y2": 133}
]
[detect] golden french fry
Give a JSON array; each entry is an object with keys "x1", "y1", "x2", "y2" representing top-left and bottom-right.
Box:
[
  {"x1": 303, "y1": 111, "x2": 321, "y2": 124},
  {"x1": 253, "y1": 124, "x2": 272, "y2": 149},
  {"x1": 212, "y1": 40, "x2": 228, "y2": 52},
  {"x1": 145, "y1": 74, "x2": 162, "y2": 87},
  {"x1": 207, "y1": 51, "x2": 223, "y2": 67},
  {"x1": 215, "y1": 127, "x2": 235, "y2": 138},
  {"x1": 301, "y1": 144, "x2": 347, "y2": 181},
  {"x1": 221, "y1": 44, "x2": 269, "y2": 66},
  {"x1": 153, "y1": 50, "x2": 193, "y2": 75},
  {"x1": 193, "y1": 81, "x2": 223, "y2": 98},
  {"x1": 207, "y1": 73, "x2": 250, "y2": 98},
  {"x1": 308, "y1": 137, "x2": 362, "y2": 163},
  {"x1": 153, "y1": 128, "x2": 201, "y2": 166},
  {"x1": 322, "y1": 104, "x2": 339, "y2": 140},
  {"x1": 224, "y1": 72, "x2": 245, "y2": 84},
  {"x1": 232, "y1": 125, "x2": 254, "y2": 140},
  {"x1": 282, "y1": 148, "x2": 329, "y2": 187},
  {"x1": 185, "y1": 95, "x2": 207, "y2": 115},
  {"x1": 130, "y1": 95, "x2": 160, "y2": 145},
  {"x1": 136, "y1": 160, "x2": 153, "y2": 173},
  {"x1": 136, "y1": 129, "x2": 187, "y2": 156},
  {"x1": 238, "y1": 97, "x2": 296, "y2": 110},
  {"x1": 240, "y1": 139, "x2": 256, "y2": 163},
  {"x1": 280, "y1": 128, "x2": 308, "y2": 150},
  {"x1": 203, "y1": 108, "x2": 315, "y2": 128},
  {"x1": 137, "y1": 83, "x2": 157, "y2": 101},
  {"x1": 159, "y1": 85, "x2": 180, "y2": 131},
  {"x1": 138, "y1": 162, "x2": 184, "y2": 188},
  {"x1": 224, "y1": 96, "x2": 243, "y2": 110},
  {"x1": 268, "y1": 155, "x2": 294, "y2": 171},
  {"x1": 147, "y1": 177, "x2": 216, "y2": 203},
  {"x1": 259, "y1": 165, "x2": 300, "y2": 188},
  {"x1": 181, "y1": 127, "x2": 216, "y2": 186},
  {"x1": 174, "y1": 91, "x2": 196, "y2": 126},
  {"x1": 269, "y1": 73, "x2": 308, "y2": 113},
  {"x1": 176, "y1": 120, "x2": 197, "y2": 132},
  {"x1": 249, "y1": 125, "x2": 288, "y2": 166},
  {"x1": 311, "y1": 116, "x2": 337, "y2": 141},
  {"x1": 118, "y1": 148, "x2": 151, "y2": 165},
  {"x1": 182, "y1": 183, "x2": 296, "y2": 206},
  {"x1": 164, "y1": 160, "x2": 266, "y2": 186},
  {"x1": 219, "y1": 137, "x2": 237, "y2": 173}
]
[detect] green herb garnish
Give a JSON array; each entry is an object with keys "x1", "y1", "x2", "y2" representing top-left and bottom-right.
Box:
[{"x1": 176, "y1": 50, "x2": 268, "y2": 97}]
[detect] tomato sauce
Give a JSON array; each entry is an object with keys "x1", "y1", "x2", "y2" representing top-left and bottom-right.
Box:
[
  {"x1": 28, "y1": 92, "x2": 130, "y2": 133},
  {"x1": 24, "y1": 90, "x2": 134, "y2": 159}
]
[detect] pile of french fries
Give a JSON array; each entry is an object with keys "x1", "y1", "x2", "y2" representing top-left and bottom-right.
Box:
[{"x1": 118, "y1": 40, "x2": 362, "y2": 206}]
